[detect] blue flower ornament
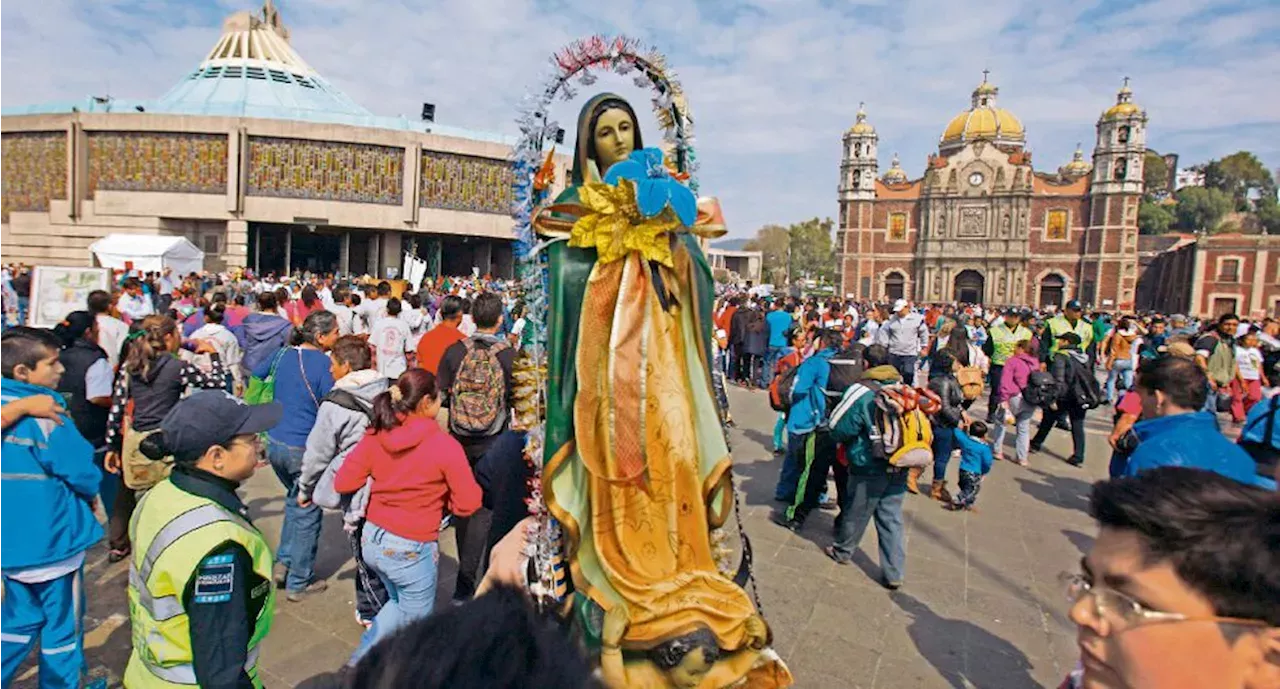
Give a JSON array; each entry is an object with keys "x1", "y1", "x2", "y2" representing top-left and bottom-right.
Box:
[{"x1": 603, "y1": 148, "x2": 698, "y2": 226}]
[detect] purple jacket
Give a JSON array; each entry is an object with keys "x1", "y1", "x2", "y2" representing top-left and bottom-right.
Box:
[{"x1": 999, "y1": 353, "x2": 1040, "y2": 401}]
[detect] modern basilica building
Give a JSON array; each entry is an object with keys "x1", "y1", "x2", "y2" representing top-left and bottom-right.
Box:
[
  {"x1": 836, "y1": 75, "x2": 1148, "y2": 311},
  {"x1": 1, "y1": 1, "x2": 567, "y2": 278}
]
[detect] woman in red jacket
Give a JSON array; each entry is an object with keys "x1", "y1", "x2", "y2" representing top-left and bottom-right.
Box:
[{"x1": 335, "y1": 368, "x2": 482, "y2": 665}]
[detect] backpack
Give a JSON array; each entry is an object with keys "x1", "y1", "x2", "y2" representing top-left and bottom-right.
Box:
[
  {"x1": 324, "y1": 389, "x2": 376, "y2": 422},
  {"x1": 1064, "y1": 355, "x2": 1103, "y2": 410},
  {"x1": 1022, "y1": 371, "x2": 1059, "y2": 408},
  {"x1": 871, "y1": 385, "x2": 934, "y2": 469},
  {"x1": 768, "y1": 363, "x2": 801, "y2": 412},
  {"x1": 954, "y1": 364, "x2": 984, "y2": 401},
  {"x1": 449, "y1": 337, "x2": 511, "y2": 437},
  {"x1": 1239, "y1": 395, "x2": 1280, "y2": 479},
  {"x1": 826, "y1": 346, "x2": 866, "y2": 398}
]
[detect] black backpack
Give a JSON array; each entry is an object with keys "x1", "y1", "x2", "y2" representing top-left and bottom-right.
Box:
[
  {"x1": 1063, "y1": 356, "x2": 1103, "y2": 410},
  {"x1": 1022, "y1": 371, "x2": 1059, "y2": 407},
  {"x1": 826, "y1": 345, "x2": 866, "y2": 398}
]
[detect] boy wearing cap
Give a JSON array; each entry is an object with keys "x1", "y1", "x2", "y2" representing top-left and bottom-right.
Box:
[
  {"x1": 1, "y1": 327, "x2": 104, "y2": 689},
  {"x1": 124, "y1": 391, "x2": 282, "y2": 688},
  {"x1": 1030, "y1": 331, "x2": 1092, "y2": 466}
]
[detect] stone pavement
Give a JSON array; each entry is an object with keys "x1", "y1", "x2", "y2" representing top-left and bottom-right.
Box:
[{"x1": 18, "y1": 385, "x2": 1119, "y2": 688}]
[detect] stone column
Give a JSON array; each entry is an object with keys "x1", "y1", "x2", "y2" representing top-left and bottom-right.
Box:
[
  {"x1": 224, "y1": 220, "x2": 249, "y2": 270},
  {"x1": 283, "y1": 228, "x2": 292, "y2": 276},
  {"x1": 340, "y1": 231, "x2": 351, "y2": 276},
  {"x1": 368, "y1": 233, "x2": 381, "y2": 277},
  {"x1": 380, "y1": 230, "x2": 402, "y2": 279}
]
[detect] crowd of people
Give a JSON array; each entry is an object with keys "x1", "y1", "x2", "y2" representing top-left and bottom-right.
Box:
[
  {"x1": 711, "y1": 291, "x2": 1277, "y2": 581},
  {"x1": 1, "y1": 262, "x2": 1278, "y2": 688}
]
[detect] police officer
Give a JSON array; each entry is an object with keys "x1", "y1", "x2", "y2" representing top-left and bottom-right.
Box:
[
  {"x1": 1042, "y1": 299, "x2": 1093, "y2": 363},
  {"x1": 125, "y1": 390, "x2": 282, "y2": 688}
]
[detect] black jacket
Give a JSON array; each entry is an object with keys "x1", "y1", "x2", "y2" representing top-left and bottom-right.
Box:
[
  {"x1": 473, "y1": 430, "x2": 532, "y2": 553},
  {"x1": 928, "y1": 375, "x2": 965, "y2": 428},
  {"x1": 57, "y1": 339, "x2": 109, "y2": 447},
  {"x1": 170, "y1": 465, "x2": 270, "y2": 689}
]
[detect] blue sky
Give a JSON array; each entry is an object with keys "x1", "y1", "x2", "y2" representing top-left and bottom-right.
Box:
[{"x1": 3, "y1": 0, "x2": 1278, "y2": 239}]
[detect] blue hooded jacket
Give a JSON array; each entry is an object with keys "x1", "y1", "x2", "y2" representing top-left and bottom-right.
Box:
[
  {"x1": 1126, "y1": 411, "x2": 1266, "y2": 488},
  {"x1": 786, "y1": 348, "x2": 836, "y2": 436},
  {"x1": 2, "y1": 378, "x2": 104, "y2": 570},
  {"x1": 241, "y1": 311, "x2": 293, "y2": 375}
]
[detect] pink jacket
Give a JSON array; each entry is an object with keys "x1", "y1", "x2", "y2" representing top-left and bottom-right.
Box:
[{"x1": 999, "y1": 352, "x2": 1040, "y2": 401}]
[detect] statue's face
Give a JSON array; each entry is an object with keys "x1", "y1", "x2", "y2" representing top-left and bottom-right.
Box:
[
  {"x1": 592, "y1": 107, "x2": 636, "y2": 174},
  {"x1": 667, "y1": 648, "x2": 713, "y2": 689}
]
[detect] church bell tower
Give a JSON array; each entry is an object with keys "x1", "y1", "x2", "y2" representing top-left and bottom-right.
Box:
[{"x1": 837, "y1": 104, "x2": 879, "y2": 298}]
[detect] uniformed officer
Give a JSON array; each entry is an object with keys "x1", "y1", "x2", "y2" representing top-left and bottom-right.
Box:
[
  {"x1": 124, "y1": 390, "x2": 282, "y2": 688},
  {"x1": 1043, "y1": 299, "x2": 1093, "y2": 362}
]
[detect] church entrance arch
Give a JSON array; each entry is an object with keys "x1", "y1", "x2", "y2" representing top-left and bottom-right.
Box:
[
  {"x1": 1039, "y1": 274, "x2": 1066, "y2": 309},
  {"x1": 885, "y1": 271, "x2": 906, "y2": 301},
  {"x1": 953, "y1": 270, "x2": 984, "y2": 304}
]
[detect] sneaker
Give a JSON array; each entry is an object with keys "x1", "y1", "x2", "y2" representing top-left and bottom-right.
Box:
[
  {"x1": 1015, "y1": 458, "x2": 1029, "y2": 467},
  {"x1": 1066, "y1": 457, "x2": 1085, "y2": 467},
  {"x1": 882, "y1": 579, "x2": 903, "y2": 590},
  {"x1": 1029, "y1": 444, "x2": 1043, "y2": 454},
  {"x1": 818, "y1": 497, "x2": 838, "y2": 512},
  {"x1": 772, "y1": 447, "x2": 785, "y2": 456},
  {"x1": 273, "y1": 562, "x2": 288, "y2": 589},
  {"x1": 286, "y1": 579, "x2": 328, "y2": 602},
  {"x1": 771, "y1": 512, "x2": 802, "y2": 532}
]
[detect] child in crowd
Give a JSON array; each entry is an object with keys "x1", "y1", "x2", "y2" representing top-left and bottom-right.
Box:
[
  {"x1": 1231, "y1": 329, "x2": 1269, "y2": 424},
  {"x1": 770, "y1": 327, "x2": 808, "y2": 454},
  {"x1": 1, "y1": 328, "x2": 105, "y2": 688},
  {"x1": 298, "y1": 335, "x2": 391, "y2": 629},
  {"x1": 947, "y1": 420, "x2": 993, "y2": 511}
]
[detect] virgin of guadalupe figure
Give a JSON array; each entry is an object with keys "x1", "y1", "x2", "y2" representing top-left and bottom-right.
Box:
[{"x1": 535, "y1": 93, "x2": 791, "y2": 688}]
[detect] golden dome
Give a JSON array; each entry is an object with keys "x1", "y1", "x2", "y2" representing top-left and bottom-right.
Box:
[
  {"x1": 1102, "y1": 78, "x2": 1144, "y2": 120},
  {"x1": 847, "y1": 102, "x2": 875, "y2": 135},
  {"x1": 883, "y1": 152, "x2": 908, "y2": 184},
  {"x1": 1059, "y1": 143, "x2": 1093, "y2": 177},
  {"x1": 939, "y1": 73, "x2": 1025, "y2": 151}
]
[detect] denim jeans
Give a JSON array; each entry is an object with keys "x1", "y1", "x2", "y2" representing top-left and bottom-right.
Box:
[
  {"x1": 763, "y1": 346, "x2": 783, "y2": 388},
  {"x1": 1104, "y1": 358, "x2": 1135, "y2": 403},
  {"x1": 889, "y1": 354, "x2": 918, "y2": 386},
  {"x1": 349, "y1": 523, "x2": 439, "y2": 664},
  {"x1": 267, "y1": 437, "x2": 323, "y2": 592},
  {"x1": 990, "y1": 394, "x2": 1037, "y2": 462},
  {"x1": 830, "y1": 470, "x2": 907, "y2": 583},
  {"x1": 931, "y1": 426, "x2": 957, "y2": 482},
  {"x1": 774, "y1": 432, "x2": 807, "y2": 501}
]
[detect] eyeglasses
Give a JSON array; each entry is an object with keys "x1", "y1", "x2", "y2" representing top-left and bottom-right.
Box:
[{"x1": 1060, "y1": 572, "x2": 1269, "y2": 634}]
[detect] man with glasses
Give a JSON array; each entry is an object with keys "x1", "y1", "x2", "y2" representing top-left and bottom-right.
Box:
[{"x1": 1060, "y1": 466, "x2": 1279, "y2": 689}]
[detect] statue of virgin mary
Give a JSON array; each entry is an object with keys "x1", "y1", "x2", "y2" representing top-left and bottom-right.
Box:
[{"x1": 536, "y1": 93, "x2": 791, "y2": 688}]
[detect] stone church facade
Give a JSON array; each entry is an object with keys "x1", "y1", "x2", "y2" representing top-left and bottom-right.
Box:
[{"x1": 836, "y1": 76, "x2": 1147, "y2": 310}]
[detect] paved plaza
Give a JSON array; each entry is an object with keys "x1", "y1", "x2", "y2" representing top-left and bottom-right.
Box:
[{"x1": 19, "y1": 385, "x2": 1118, "y2": 689}]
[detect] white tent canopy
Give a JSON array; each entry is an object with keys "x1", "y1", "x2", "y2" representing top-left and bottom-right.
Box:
[{"x1": 89, "y1": 234, "x2": 205, "y2": 276}]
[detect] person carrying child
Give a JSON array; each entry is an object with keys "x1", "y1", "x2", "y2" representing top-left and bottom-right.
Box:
[{"x1": 946, "y1": 420, "x2": 994, "y2": 511}]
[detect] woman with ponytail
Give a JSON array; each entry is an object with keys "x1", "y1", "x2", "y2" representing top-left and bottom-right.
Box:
[
  {"x1": 102, "y1": 315, "x2": 227, "y2": 561},
  {"x1": 334, "y1": 368, "x2": 482, "y2": 665}
]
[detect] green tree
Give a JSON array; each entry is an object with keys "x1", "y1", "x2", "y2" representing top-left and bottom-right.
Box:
[
  {"x1": 1174, "y1": 186, "x2": 1234, "y2": 232},
  {"x1": 1257, "y1": 195, "x2": 1280, "y2": 235},
  {"x1": 1204, "y1": 151, "x2": 1276, "y2": 209},
  {"x1": 1143, "y1": 150, "x2": 1169, "y2": 197},
  {"x1": 1138, "y1": 199, "x2": 1176, "y2": 234},
  {"x1": 787, "y1": 217, "x2": 836, "y2": 283},
  {"x1": 743, "y1": 224, "x2": 790, "y2": 284}
]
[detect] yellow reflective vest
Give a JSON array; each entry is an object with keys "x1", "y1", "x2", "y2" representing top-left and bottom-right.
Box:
[
  {"x1": 1046, "y1": 316, "x2": 1094, "y2": 359},
  {"x1": 125, "y1": 479, "x2": 275, "y2": 688},
  {"x1": 988, "y1": 321, "x2": 1033, "y2": 366}
]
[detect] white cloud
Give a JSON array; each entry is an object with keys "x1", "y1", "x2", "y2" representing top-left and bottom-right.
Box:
[{"x1": 3, "y1": 0, "x2": 1277, "y2": 237}]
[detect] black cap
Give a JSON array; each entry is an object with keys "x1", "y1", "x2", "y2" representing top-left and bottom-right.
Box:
[
  {"x1": 1064, "y1": 299, "x2": 1083, "y2": 311},
  {"x1": 1003, "y1": 307, "x2": 1023, "y2": 317},
  {"x1": 1057, "y1": 332, "x2": 1082, "y2": 346},
  {"x1": 159, "y1": 391, "x2": 282, "y2": 463}
]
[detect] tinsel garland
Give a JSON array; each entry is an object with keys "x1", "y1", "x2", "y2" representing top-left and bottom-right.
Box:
[{"x1": 508, "y1": 36, "x2": 707, "y2": 610}]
